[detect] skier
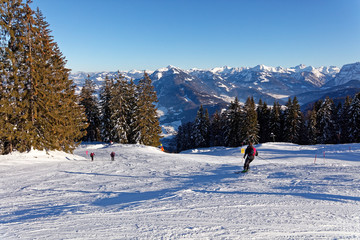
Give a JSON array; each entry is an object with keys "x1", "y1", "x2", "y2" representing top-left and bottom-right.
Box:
[
  {"x1": 90, "y1": 152, "x2": 95, "y2": 161},
  {"x1": 243, "y1": 141, "x2": 258, "y2": 172},
  {"x1": 110, "y1": 151, "x2": 115, "y2": 161}
]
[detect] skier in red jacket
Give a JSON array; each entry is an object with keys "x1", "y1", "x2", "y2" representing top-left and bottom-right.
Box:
[{"x1": 243, "y1": 142, "x2": 258, "y2": 172}]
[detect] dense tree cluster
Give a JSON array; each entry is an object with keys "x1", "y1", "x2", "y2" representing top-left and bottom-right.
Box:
[
  {"x1": 0, "y1": 0, "x2": 87, "y2": 154},
  {"x1": 80, "y1": 73, "x2": 162, "y2": 147},
  {"x1": 176, "y1": 97, "x2": 259, "y2": 152},
  {"x1": 0, "y1": 1, "x2": 162, "y2": 155},
  {"x1": 176, "y1": 93, "x2": 360, "y2": 152}
]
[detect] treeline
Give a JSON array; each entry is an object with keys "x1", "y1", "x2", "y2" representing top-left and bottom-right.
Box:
[
  {"x1": 176, "y1": 93, "x2": 360, "y2": 152},
  {"x1": 79, "y1": 73, "x2": 162, "y2": 147}
]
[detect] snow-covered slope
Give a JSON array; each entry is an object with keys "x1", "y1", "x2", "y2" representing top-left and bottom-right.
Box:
[{"x1": 1, "y1": 143, "x2": 360, "y2": 239}]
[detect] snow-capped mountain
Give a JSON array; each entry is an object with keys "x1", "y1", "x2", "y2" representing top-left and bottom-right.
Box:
[
  {"x1": 70, "y1": 63, "x2": 360, "y2": 133},
  {"x1": 332, "y1": 62, "x2": 360, "y2": 86}
]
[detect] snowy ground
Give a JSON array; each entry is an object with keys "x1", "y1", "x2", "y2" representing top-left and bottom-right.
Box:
[{"x1": 1, "y1": 142, "x2": 360, "y2": 239}]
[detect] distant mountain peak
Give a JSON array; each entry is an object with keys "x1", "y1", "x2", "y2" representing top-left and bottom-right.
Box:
[{"x1": 334, "y1": 62, "x2": 360, "y2": 85}]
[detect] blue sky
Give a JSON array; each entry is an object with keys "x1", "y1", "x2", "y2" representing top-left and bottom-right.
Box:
[{"x1": 31, "y1": 0, "x2": 360, "y2": 72}]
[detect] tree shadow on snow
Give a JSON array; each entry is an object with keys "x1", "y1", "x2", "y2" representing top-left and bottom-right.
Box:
[
  {"x1": 192, "y1": 189, "x2": 360, "y2": 203},
  {"x1": 92, "y1": 165, "x2": 241, "y2": 209}
]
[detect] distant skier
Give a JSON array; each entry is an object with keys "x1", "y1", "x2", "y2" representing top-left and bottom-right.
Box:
[
  {"x1": 243, "y1": 142, "x2": 258, "y2": 172},
  {"x1": 110, "y1": 151, "x2": 115, "y2": 161},
  {"x1": 90, "y1": 152, "x2": 95, "y2": 161}
]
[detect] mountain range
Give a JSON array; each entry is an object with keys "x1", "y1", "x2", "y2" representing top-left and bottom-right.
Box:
[{"x1": 71, "y1": 62, "x2": 360, "y2": 136}]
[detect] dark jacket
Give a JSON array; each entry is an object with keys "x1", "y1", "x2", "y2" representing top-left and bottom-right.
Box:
[{"x1": 244, "y1": 145, "x2": 257, "y2": 160}]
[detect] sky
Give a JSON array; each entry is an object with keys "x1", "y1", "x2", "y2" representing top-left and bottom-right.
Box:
[{"x1": 30, "y1": 0, "x2": 360, "y2": 72}]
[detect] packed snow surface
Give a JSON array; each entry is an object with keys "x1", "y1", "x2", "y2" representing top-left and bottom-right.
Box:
[{"x1": 1, "y1": 143, "x2": 360, "y2": 239}]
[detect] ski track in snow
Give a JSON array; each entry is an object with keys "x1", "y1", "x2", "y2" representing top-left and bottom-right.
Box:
[{"x1": 1, "y1": 143, "x2": 360, "y2": 239}]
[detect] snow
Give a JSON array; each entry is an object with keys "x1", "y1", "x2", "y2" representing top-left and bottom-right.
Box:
[
  {"x1": 267, "y1": 93, "x2": 290, "y2": 99},
  {"x1": 1, "y1": 142, "x2": 360, "y2": 239}
]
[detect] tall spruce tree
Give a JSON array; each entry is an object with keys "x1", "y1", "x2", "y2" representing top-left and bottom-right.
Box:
[
  {"x1": 242, "y1": 97, "x2": 259, "y2": 144},
  {"x1": 223, "y1": 97, "x2": 243, "y2": 147},
  {"x1": 307, "y1": 107, "x2": 318, "y2": 145},
  {"x1": 80, "y1": 76, "x2": 101, "y2": 142},
  {"x1": 209, "y1": 110, "x2": 224, "y2": 147},
  {"x1": 136, "y1": 72, "x2": 162, "y2": 146},
  {"x1": 269, "y1": 101, "x2": 282, "y2": 142},
  {"x1": 192, "y1": 105, "x2": 210, "y2": 148},
  {"x1": 99, "y1": 76, "x2": 114, "y2": 142},
  {"x1": 0, "y1": 0, "x2": 29, "y2": 153},
  {"x1": 176, "y1": 121, "x2": 194, "y2": 152},
  {"x1": 348, "y1": 92, "x2": 360, "y2": 142},
  {"x1": 316, "y1": 97, "x2": 335, "y2": 144},
  {"x1": 257, "y1": 100, "x2": 271, "y2": 143},
  {"x1": 124, "y1": 79, "x2": 138, "y2": 144},
  {"x1": 283, "y1": 97, "x2": 302, "y2": 143},
  {"x1": 109, "y1": 74, "x2": 129, "y2": 143},
  {"x1": 339, "y1": 96, "x2": 352, "y2": 143}
]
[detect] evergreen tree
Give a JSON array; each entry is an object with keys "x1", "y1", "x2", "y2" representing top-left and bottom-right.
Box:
[
  {"x1": 348, "y1": 92, "x2": 360, "y2": 142},
  {"x1": 223, "y1": 97, "x2": 243, "y2": 147},
  {"x1": 80, "y1": 76, "x2": 101, "y2": 142},
  {"x1": 339, "y1": 96, "x2": 352, "y2": 143},
  {"x1": 307, "y1": 107, "x2": 318, "y2": 145},
  {"x1": 316, "y1": 97, "x2": 335, "y2": 144},
  {"x1": 176, "y1": 122, "x2": 194, "y2": 152},
  {"x1": 209, "y1": 110, "x2": 224, "y2": 147},
  {"x1": 0, "y1": 0, "x2": 30, "y2": 153},
  {"x1": 333, "y1": 102, "x2": 342, "y2": 144},
  {"x1": 269, "y1": 101, "x2": 282, "y2": 142},
  {"x1": 192, "y1": 105, "x2": 210, "y2": 148},
  {"x1": 99, "y1": 76, "x2": 114, "y2": 142},
  {"x1": 257, "y1": 100, "x2": 271, "y2": 143},
  {"x1": 242, "y1": 97, "x2": 259, "y2": 144},
  {"x1": 136, "y1": 72, "x2": 162, "y2": 146},
  {"x1": 283, "y1": 97, "x2": 302, "y2": 143},
  {"x1": 109, "y1": 73, "x2": 130, "y2": 143},
  {"x1": 124, "y1": 79, "x2": 138, "y2": 143},
  {"x1": 0, "y1": 1, "x2": 87, "y2": 153}
]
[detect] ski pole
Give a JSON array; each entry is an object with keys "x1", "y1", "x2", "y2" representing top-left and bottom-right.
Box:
[{"x1": 257, "y1": 155, "x2": 279, "y2": 167}]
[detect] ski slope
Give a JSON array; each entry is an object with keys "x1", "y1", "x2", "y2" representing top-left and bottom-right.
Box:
[{"x1": 1, "y1": 142, "x2": 360, "y2": 239}]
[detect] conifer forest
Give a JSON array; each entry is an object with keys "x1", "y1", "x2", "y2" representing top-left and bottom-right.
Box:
[{"x1": 176, "y1": 94, "x2": 360, "y2": 152}]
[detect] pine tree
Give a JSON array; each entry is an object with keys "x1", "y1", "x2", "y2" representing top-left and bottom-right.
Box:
[
  {"x1": 108, "y1": 73, "x2": 129, "y2": 143},
  {"x1": 31, "y1": 8, "x2": 87, "y2": 152},
  {"x1": 99, "y1": 76, "x2": 114, "y2": 142},
  {"x1": 209, "y1": 110, "x2": 224, "y2": 147},
  {"x1": 0, "y1": 1, "x2": 87, "y2": 153},
  {"x1": 339, "y1": 96, "x2": 352, "y2": 143},
  {"x1": 223, "y1": 97, "x2": 243, "y2": 147},
  {"x1": 0, "y1": 0, "x2": 30, "y2": 153},
  {"x1": 136, "y1": 72, "x2": 162, "y2": 146},
  {"x1": 307, "y1": 107, "x2": 318, "y2": 145},
  {"x1": 348, "y1": 92, "x2": 360, "y2": 142},
  {"x1": 242, "y1": 97, "x2": 259, "y2": 144},
  {"x1": 269, "y1": 101, "x2": 282, "y2": 142},
  {"x1": 124, "y1": 79, "x2": 138, "y2": 144},
  {"x1": 316, "y1": 97, "x2": 335, "y2": 144},
  {"x1": 80, "y1": 76, "x2": 101, "y2": 142},
  {"x1": 257, "y1": 100, "x2": 271, "y2": 143},
  {"x1": 283, "y1": 97, "x2": 303, "y2": 143},
  {"x1": 192, "y1": 105, "x2": 210, "y2": 148},
  {"x1": 176, "y1": 121, "x2": 194, "y2": 152}
]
